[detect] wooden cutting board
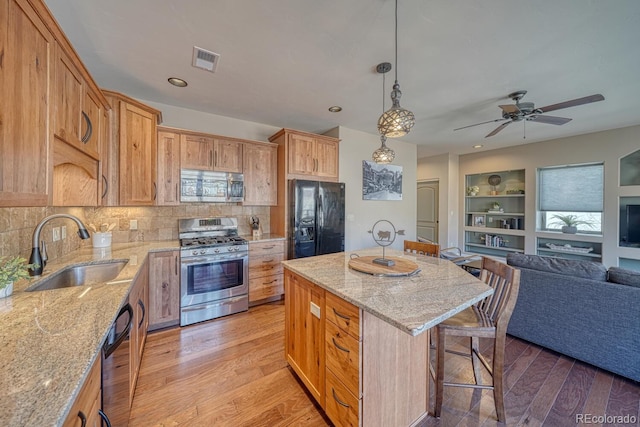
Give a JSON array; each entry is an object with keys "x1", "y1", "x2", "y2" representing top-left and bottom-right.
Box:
[{"x1": 348, "y1": 256, "x2": 420, "y2": 277}]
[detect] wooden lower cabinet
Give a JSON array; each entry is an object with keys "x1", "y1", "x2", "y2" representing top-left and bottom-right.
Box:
[
  {"x1": 63, "y1": 356, "x2": 101, "y2": 427},
  {"x1": 248, "y1": 240, "x2": 285, "y2": 304},
  {"x1": 284, "y1": 268, "x2": 430, "y2": 427},
  {"x1": 148, "y1": 250, "x2": 181, "y2": 330},
  {"x1": 129, "y1": 258, "x2": 149, "y2": 406}
]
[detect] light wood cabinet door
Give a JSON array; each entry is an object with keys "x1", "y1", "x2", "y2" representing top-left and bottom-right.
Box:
[
  {"x1": 148, "y1": 251, "x2": 180, "y2": 330},
  {"x1": 288, "y1": 133, "x2": 316, "y2": 176},
  {"x1": 63, "y1": 356, "x2": 101, "y2": 427},
  {"x1": 119, "y1": 101, "x2": 157, "y2": 205},
  {"x1": 157, "y1": 131, "x2": 181, "y2": 205},
  {"x1": 243, "y1": 142, "x2": 277, "y2": 206},
  {"x1": 81, "y1": 87, "x2": 102, "y2": 159},
  {"x1": 181, "y1": 134, "x2": 214, "y2": 170},
  {"x1": 284, "y1": 270, "x2": 326, "y2": 406},
  {"x1": 214, "y1": 138, "x2": 243, "y2": 172},
  {"x1": 54, "y1": 45, "x2": 83, "y2": 149},
  {"x1": 129, "y1": 259, "x2": 148, "y2": 406},
  {"x1": 315, "y1": 138, "x2": 339, "y2": 180},
  {"x1": 0, "y1": 0, "x2": 53, "y2": 206}
]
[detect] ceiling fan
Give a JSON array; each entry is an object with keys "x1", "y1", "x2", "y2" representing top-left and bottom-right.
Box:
[{"x1": 454, "y1": 90, "x2": 605, "y2": 138}]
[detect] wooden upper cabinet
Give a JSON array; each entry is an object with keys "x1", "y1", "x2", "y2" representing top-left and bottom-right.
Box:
[
  {"x1": 0, "y1": 0, "x2": 53, "y2": 206},
  {"x1": 180, "y1": 134, "x2": 243, "y2": 173},
  {"x1": 53, "y1": 45, "x2": 102, "y2": 160},
  {"x1": 103, "y1": 90, "x2": 162, "y2": 206},
  {"x1": 243, "y1": 142, "x2": 277, "y2": 206},
  {"x1": 270, "y1": 128, "x2": 339, "y2": 182},
  {"x1": 180, "y1": 134, "x2": 214, "y2": 170},
  {"x1": 214, "y1": 139, "x2": 243, "y2": 173},
  {"x1": 157, "y1": 129, "x2": 181, "y2": 206}
]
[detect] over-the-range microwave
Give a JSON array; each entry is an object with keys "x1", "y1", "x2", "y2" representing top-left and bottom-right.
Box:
[{"x1": 180, "y1": 169, "x2": 244, "y2": 203}]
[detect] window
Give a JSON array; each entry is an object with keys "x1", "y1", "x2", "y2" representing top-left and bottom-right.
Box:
[{"x1": 538, "y1": 163, "x2": 603, "y2": 234}]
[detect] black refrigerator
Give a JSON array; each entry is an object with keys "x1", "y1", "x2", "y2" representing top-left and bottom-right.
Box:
[{"x1": 289, "y1": 180, "x2": 345, "y2": 259}]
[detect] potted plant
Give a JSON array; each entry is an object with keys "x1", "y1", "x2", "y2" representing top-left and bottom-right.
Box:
[
  {"x1": 0, "y1": 256, "x2": 34, "y2": 298},
  {"x1": 550, "y1": 214, "x2": 594, "y2": 234},
  {"x1": 467, "y1": 186, "x2": 479, "y2": 196}
]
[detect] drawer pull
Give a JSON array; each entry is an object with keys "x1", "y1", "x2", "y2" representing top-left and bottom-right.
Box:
[
  {"x1": 332, "y1": 388, "x2": 350, "y2": 408},
  {"x1": 333, "y1": 308, "x2": 351, "y2": 322},
  {"x1": 332, "y1": 337, "x2": 350, "y2": 353},
  {"x1": 262, "y1": 245, "x2": 275, "y2": 250},
  {"x1": 263, "y1": 279, "x2": 277, "y2": 285},
  {"x1": 262, "y1": 259, "x2": 275, "y2": 263},
  {"x1": 78, "y1": 411, "x2": 87, "y2": 427}
]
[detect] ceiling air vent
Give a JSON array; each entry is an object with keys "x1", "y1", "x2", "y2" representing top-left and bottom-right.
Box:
[{"x1": 192, "y1": 46, "x2": 220, "y2": 73}]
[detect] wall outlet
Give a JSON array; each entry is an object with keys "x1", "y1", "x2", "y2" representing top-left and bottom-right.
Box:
[
  {"x1": 129, "y1": 219, "x2": 138, "y2": 230},
  {"x1": 52, "y1": 227, "x2": 61, "y2": 242},
  {"x1": 61, "y1": 226, "x2": 67, "y2": 239},
  {"x1": 310, "y1": 301, "x2": 321, "y2": 319}
]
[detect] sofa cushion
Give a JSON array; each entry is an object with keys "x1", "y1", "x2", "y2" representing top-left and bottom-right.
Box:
[
  {"x1": 608, "y1": 266, "x2": 640, "y2": 288},
  {"x1": 506, "y1": 253, "x2": 607, "y2": 281}
]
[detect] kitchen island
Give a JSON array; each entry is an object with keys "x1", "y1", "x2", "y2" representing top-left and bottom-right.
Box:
[{"x1": 282, "y1": 248, "x2": 493, "y2": 427}]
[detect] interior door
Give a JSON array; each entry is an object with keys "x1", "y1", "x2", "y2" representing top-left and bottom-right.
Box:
[{"x1": 417, "y1": 180, "x2": 439, "y2": 243}]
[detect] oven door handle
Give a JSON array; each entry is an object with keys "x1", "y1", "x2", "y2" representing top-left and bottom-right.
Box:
[
  {"x1": 180, "y1": 257, "x2": 213, "y2": 265},
  {"x1": 181, "y1": 296, "x2": 247, "y2": 312}
]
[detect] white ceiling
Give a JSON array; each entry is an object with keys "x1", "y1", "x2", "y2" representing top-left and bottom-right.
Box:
[{"x1": 44, "y1": 0, "x2": 640, "y2": 158}]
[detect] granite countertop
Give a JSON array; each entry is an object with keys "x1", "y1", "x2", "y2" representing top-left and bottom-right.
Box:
[
  {"x1": 0, "y1": 241, "x2": 179, "y2": 427},
  {"x1": 282, "y1": 248, "x2": 493, "y2": 336}
]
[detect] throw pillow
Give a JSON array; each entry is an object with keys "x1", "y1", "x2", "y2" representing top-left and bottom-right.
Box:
[{"x1": 607, "y1": 266, "x2": 640, "y2": 288}]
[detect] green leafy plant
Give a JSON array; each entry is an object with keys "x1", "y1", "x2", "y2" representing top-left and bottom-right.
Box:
[
  {"x1": 550, "y1": 214, "x2": 594, "y2": 229},
  {"x1": 0, "y1": 256, "x2": 35, "y2": 289}
]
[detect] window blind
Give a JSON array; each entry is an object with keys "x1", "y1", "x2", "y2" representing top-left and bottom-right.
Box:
[{"x1": 539, "y1": 164, "x2": 604, "y2": 212}]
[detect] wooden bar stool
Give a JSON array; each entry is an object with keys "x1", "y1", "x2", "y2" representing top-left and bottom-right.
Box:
[
  {"x1": 404, "y1": 240, "x2": 441, "y2": 257},
  {"x1": 433, "y1": 257, "x2": 521, "y2": 422}
]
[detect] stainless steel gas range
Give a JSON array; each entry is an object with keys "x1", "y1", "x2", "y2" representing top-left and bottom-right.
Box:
[{"x1": 179, "y1": 217, "x2": 248, "y2": 326}]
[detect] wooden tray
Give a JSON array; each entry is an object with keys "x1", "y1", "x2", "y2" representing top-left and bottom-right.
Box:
[{"x1": 348, "y1": 256, "x2": 420, "y2": 277}]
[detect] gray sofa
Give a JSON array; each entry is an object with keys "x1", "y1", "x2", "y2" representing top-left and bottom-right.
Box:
[{"x1": 506, "y1": 253, "x2": 640, "y2": 382}]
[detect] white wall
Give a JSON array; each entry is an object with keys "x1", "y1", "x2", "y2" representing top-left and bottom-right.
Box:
[
  {"x1": 420, "y1": 125, "x2": 640, "y2": 267},
  {"x1": 336, "y1": 127, "x2": 417, "y2": 252}
]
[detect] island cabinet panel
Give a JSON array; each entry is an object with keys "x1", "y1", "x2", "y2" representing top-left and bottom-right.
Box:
[
  {"x1": 249, "y1": 240, "x2": 285, "y2": 304},
  {"x1": 284, "y1": 270, "x2": 326, "y2": 406},
  {"x1": 0, "y1": 0, "x2": 53, "y2": 206},
  {"x1": 326, "y1": 292, "x2": 360, "y2": 340},
  {"x1": 325, "y1": 369, "x2": 359, "y2": 427},
  {"x1": 148, "y1": 250, "x2": 180, "y2": 330},
  {"x1": 325, "y1": 320, "x2": 360, "y2": 397},
  {"x1": 361, "y1": 312, "x2": 429, "y2": 427}
]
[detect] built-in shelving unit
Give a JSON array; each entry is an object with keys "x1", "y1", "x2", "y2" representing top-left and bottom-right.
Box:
[
  {"x1": 536, "y1": 236, "x2": 603, "y2": 262},
  {"x1": 464, "y1": 169, "x2": 525, "y2": 257}
]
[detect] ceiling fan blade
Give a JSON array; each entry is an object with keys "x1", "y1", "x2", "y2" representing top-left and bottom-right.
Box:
[
  {"x1": 498, "y1": 104, "x2": 520, "y2": 114},
  {"x1": 528, "y1": 115, "x2": 572, "y2": 125},
  {"x1": 453, "y1": 118, "x2": 508, "y2": 131},
  {"x1": 485, "y1": 121, "x2": 511, "y2": 138},
  {"x1": 538, "y1": 94, "x2": 605, "y2": 113}
]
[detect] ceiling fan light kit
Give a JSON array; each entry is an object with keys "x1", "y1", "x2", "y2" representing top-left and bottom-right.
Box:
[
  {"x1": 377, "y1": 0, "x2": 415, "y2": 139},
  {"x1": 454, "y1": 90, "x2": 605, "y2": 138}
]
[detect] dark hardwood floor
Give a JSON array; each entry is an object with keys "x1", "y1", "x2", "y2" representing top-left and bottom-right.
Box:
[{"x1": 129, "y1": 301, "x2": 640, "y2": 427}]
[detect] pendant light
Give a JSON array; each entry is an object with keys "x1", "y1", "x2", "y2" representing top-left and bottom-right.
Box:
[
  {"x1": 373, "y1": 62, "x2": 395, "y2": 164},
  {"x1": 377, "y1": 0, "x2": 415, "y2": 138}
]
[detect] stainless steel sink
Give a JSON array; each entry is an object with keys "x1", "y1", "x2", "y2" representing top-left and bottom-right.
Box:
[{"x1": 27, "y1": 260, "x2": 128, "y2": 292}]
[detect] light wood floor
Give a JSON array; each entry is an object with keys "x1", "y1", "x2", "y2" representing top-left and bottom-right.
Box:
[{"x1": 129, "y1": 301, "x2": 640, "y2": 427}]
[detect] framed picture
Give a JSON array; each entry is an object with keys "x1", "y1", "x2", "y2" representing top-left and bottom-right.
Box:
[
  {"x1": 362, "y1": 161, "x2": 403, "y2": 201},
  {"x1": 472, "y1": 214, "x2": 486, "y2": 227}
]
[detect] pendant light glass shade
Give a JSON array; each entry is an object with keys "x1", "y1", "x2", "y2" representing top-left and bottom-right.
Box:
[
  {"x1": 372, "y1": 135, "x2": 395, "y2": 164},
  {"x1": 378, "y1": 0, "x2": 414, "y2": 138}
]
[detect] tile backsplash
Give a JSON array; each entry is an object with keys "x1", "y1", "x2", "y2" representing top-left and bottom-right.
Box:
[{"x1": 0, "y1": 205, "x2": 270, "y2": 261}]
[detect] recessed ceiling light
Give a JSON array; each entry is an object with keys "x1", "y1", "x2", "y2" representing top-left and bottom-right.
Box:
[
  {"x1": 473, "y1": 144, "x2": 483, "y2": 149},
  {"x1": 328, "y1": 106, "x2": 342, "y2": 113},
  {"x1": 168, "y1": 77, "x2": 188, "y2": 87}
]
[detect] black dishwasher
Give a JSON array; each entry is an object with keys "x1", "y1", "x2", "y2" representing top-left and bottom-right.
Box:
[{"x1": 101, "y1": 303, "x2": 133, "y2": 426}]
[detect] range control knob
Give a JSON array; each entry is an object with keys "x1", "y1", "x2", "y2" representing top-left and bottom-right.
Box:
[
  {"x1": 192, "y1": 250, "x2": 198, "y2": 256},
  {"x1": 214, "y1": 248, "x2": 220, "y2": 254},
  {"x1": 200, "y1": 249, "x2": 206, "y2": 255}
]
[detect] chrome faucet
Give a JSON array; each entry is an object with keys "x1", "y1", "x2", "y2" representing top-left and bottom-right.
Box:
[{"x1": 28, "y1": 214, "x2": 91, "y2": 277}]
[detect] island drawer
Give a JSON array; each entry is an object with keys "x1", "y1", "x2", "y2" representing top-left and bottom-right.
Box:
[
  {"x1": 325, "y1": 320, "x2": 360, "y2": 396},
  {"x1": 325, "y1": 369, "x2": 359, "y2": 427},
  {"x1": 326, "y1": 292, "x2": 360, "y2": 340},
  {"x1": 248, "y1": 253, "x2": 284, "y2": 279},
  {"x1": 249, "y1": 240, "x2": 285, "y2": 256}
]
